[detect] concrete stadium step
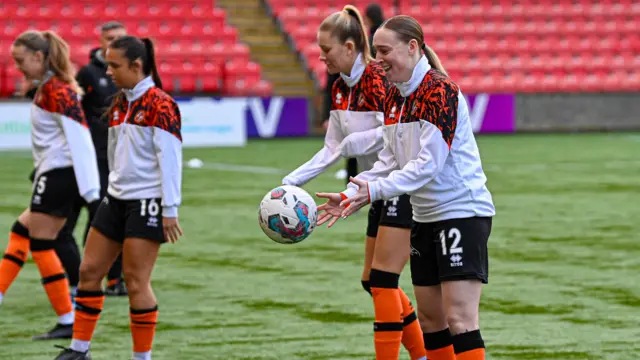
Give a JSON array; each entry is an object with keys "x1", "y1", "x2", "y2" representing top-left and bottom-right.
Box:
[
  {"x1": 216, "y1": 0, "x2": 313, "y2": 97},
  {"x1": 274, "y1": 86, "x2": 317, "y2": 97}
]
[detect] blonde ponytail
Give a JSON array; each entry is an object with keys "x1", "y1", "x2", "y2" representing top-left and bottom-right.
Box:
[
  {"x1": 319, "y1": 4, "x2": 373, "y2": 64},
  {"x1": 40, "y1": 31, "x2": 83, "y2": 95},
  {"x1": 342, "y1": 5, "x2": 373, "y2": 63},
  {"x1": 422, "y1": 44, "x2": 447, "y2": 76}
]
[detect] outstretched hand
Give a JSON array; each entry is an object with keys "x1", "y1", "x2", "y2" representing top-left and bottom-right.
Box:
[
  {"x1": 339, "y1": 177, "x2": 371, "y2": 218},
  {"x1": 315, "y1": 192, "x2": 344, "y2": 228},
  {"x1": 315, "y1": 177, "x2": 372, "y2": 228}
]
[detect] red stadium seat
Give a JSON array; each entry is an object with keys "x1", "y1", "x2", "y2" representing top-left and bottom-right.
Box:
[
  {"x1": 1, "y1": 0, "x2": 636, "y2": 95},
  {"x1": 0, "y1": 0, "x2": 271, "y2": 96},
  {"x1": 297, "y1": 0, "x2": 639, "y2": 92}
]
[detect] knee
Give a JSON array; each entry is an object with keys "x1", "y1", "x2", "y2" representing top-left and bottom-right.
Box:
[
  {"x1": 417, "y1": 306, "x2": 448, "y2": 333},
  {"x1": 445, "y1": 301, "x2": 479, "y2": 334},
  {"x1": 122, "y1": 269, "x2": 149, "y2": 296},
  {"x1": 79, "y1": 261, "x2": 103, "y2": 285}
]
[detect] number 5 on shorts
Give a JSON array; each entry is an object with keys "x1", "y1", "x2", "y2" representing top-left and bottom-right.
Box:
[
  {"x1": 140, "y1": 199, "x2": 160, "y2": 217},
  {"x1": 36, "y1": 176, "x2": 48, "y2": 194},
  {"x1": 439, "y1": 228, "x2": 462, "y2": 256}
]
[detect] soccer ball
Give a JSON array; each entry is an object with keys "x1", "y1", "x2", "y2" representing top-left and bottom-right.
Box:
[{"x1": 258, "y1": 185, "x2": 317, "y2": 244}]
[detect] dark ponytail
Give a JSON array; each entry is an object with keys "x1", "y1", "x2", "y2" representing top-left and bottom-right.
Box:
[
  {"x1": 110, "y1": 35, "x2": 163, "y2": 89},
  {"x1": 141, "y1": 38, "x2": 163, "y2": 90}
]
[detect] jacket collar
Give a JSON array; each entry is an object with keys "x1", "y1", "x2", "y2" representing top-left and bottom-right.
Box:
[
  {"x1": 394, "y1": 55, "x2": 430, "y2": 97},
  {"x1": 123, "y1": 76, "x2": 154, "y2": 102},
  {"x1": 340, "y1": 53, "x2": 366, "y2": 88}
]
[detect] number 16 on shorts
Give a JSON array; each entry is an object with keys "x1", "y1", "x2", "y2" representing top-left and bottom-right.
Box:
[
  {"x1": 439, "y1": 228, "x2": 463, "y2": 267},
  {"x1": 140, "y1": 198, "x2": 161, "y2": 228}
]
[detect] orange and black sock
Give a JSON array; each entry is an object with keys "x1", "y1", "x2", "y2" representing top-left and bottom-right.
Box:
[
  {"x1": 398, "y1": 289, "x2": 426, "y2": 360},
  {"x1": 452, "y1": 329, "x2": 485, "y2": 360},
  {"x1": 362, "y1": 279, "x2": 426, "y2": 359},
  {"x1": 0, "y1": 222, "x2": 30, "y2": 297},
  {"x1": 369, "y1": 269, "x2": 403, "y2": 359},
  {"x1": 131, "y1": 305, "x2": 158, "y2": 359},
  {"x1": 71, "y1": 289, "x2": 105, "y2": 352},
  {"x1": 30, "y1": 238, "x2": 73, "y2": 319},
  {"x1": 424, "y1": 328, "x2": 455, "y2": 360}
]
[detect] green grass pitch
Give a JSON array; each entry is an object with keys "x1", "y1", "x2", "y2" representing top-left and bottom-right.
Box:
[{"x1": 0, "y1": 133, "x2": 639, "y2": 359}]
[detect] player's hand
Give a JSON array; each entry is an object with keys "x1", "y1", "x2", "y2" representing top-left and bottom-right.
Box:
[
  {"x1": 315, "y1": 192, "x2": 345, "y2": 228},
  {"x1": 163, "y1": 217, "x2": 183, "y2": 243},
  {"x1": 340, "y1": 177, "x2": 371, "y2": 218},
  {"x1": 322, "y1": 119, "x2": 329, "y2": 130}
]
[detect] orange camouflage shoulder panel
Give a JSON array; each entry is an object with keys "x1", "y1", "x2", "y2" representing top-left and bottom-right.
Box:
[
  {"x1": 36, "y1": 77, "x2": 87, "y2": 126},
  {"x1": 330, "y1": 61, "x2": 390, "y2": 113},
  {"x1": 385, "y1": 69, "x2": 459, "y2": 148},
  {"x1": 148, "y1": 88, "x2": 182, "y2": 142}
]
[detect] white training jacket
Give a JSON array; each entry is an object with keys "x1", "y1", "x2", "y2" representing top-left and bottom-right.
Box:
[
  {"x1": 107, "y1": 76, "x2": 183, "y2": 217},
  {"x1": 342, "y1": 56, "x2": 496, "y2": 223},
  {"x1": 31, "y1": 73, "x2": 100, "y2": 203},
  {"x1": 283, "y1": 54, "x2": 390, "y2": 186}
]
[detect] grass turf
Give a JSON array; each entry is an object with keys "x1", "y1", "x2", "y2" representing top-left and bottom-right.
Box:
[{"x1": 0, "y1": 133, "x2": 639, "y2": 359}]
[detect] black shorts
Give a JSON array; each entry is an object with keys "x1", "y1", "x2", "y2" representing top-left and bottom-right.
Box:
[
  {"x1": 91, "y1": 194, "x2": 165, "y2": 244},
  {"x1": 366, "y1": 194, "x2": 413, "y2": 238},
  {"x1": 30, "y1": 167, "x2": 79, "y2": 218},
  {"x1": 410, "y1": 216, "x2": 492, "y2": 286}
]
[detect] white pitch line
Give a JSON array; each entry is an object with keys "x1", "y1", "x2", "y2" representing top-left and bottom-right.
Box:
[
  {"x1": 192, "y1": 162, "x2": 285, "y2": 175},
  {"x1": 193, "y1": 160, "x2": 640, "y2": 176}
]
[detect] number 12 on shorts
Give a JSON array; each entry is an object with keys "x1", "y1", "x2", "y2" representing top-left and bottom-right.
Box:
[{"x1": 439, "y1": 228, "x2": 462, "y2": 256}]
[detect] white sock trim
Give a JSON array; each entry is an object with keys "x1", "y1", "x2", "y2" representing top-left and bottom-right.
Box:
[
  {"x1": 71, "y1": 339, "x2": 90, "y2": 353},
  {"x1": 59, "y1": 311, "x2": 74, "y2": 325},
  {"x1": 133, "y1": 351, "x2": 152, "y2": 360}
]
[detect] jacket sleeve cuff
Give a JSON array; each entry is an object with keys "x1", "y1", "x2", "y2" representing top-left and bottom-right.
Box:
[
  {"x1": 82, "y1": 189, "x2": 101, "y2": 204},
  {"x1": 367, "y1": 181, "x2": 380, "y2": 203},
  {"x1": 282, "y1": 177, "x2": 296, "y2": 186},
  {"x1": 341, "y1": 187, "x2": 358, "y2": 199},
  {"x1": 163, "y1": 206, "x2": 178, "y2": 218}
]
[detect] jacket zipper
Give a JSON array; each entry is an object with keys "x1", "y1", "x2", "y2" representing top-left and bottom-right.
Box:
[{"x1": 397, "y1": 98, "x2": 407, "y2": 138}]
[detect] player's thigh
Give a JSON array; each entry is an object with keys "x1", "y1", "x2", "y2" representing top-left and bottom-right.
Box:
[
  {"x1": 371, "y1": 226, "x2": 411, "y2": 274},
  {"x1": 121, "y1": 197, "x2": 165, "y2": 283},
  {"x1": 362, "y1": 236, "x2": 376, "y2": 281},
  {"x1": 363, "y1": 200, "x2": 383, "y2": 280},
  {"x1": 440, "y1": 279, "x2": 483, "y2": 332},
  {"x1": 122, "y1": 238, "x2": 161, "y2": 286},
  {"x1": 413, "y1": 284, "x2": 448, "y2": 332},
  {"x1": 370, "y1": 195, "x2": 413, "y2": 273},
  {"x1": 80, "y1": 227, "x2": 123, "y2": 280},
  {"x1": 17, "y1": 208, "x2": 31, "y2": 228},
  {"x1": 29, "y1": 212, "x2": 67, "y2": 239}
]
